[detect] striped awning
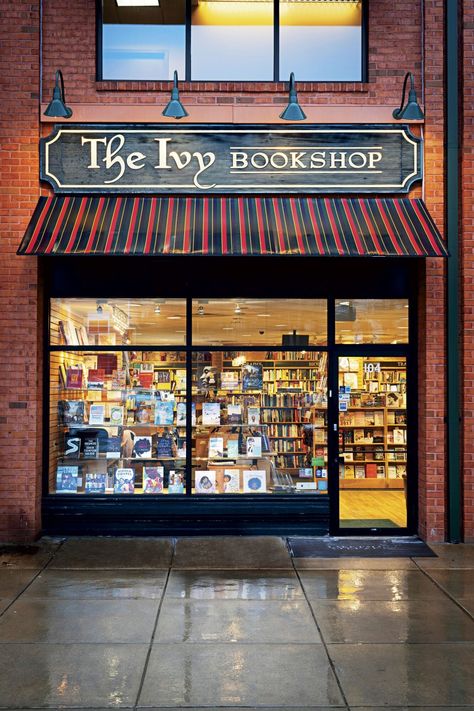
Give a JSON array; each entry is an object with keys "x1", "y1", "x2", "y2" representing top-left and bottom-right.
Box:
[{"x1": 17, "y1": 196, "x2": 447, "y2": 257}]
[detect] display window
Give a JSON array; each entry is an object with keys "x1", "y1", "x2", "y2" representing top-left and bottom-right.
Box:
[
  {"x1": 192, "y1": 350, "x2": 327, "y2": 494},
  {"x1": 47, "y1": 295, "x2": 411, "y2": 531}
]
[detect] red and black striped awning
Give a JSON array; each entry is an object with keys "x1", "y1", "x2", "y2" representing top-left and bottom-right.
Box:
[{"x1": 17, "y1": 196, "x2": 447, "y2": 257}]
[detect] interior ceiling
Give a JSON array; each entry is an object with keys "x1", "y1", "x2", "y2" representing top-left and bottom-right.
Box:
[{"x1": 57, "y1": 298, "x2": 408, "y2": 347}]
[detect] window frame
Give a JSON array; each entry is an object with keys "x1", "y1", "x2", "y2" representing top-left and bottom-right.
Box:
[{"x1": 96, "y1": 0, "x2": 368, "y2": 84}]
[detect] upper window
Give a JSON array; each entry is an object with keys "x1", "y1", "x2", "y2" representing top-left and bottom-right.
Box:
[{"x1": 99, "y1": 0, "x2": 365, "y2": 82}]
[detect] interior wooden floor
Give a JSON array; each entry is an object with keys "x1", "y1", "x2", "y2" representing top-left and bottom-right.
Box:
[{"x1": 339, "y1": 490, "x2": 407, "y2": 528}]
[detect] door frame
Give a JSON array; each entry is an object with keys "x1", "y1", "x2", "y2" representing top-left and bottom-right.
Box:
[{"x1": 328, "y1": 342, "x2": 418, "y2": 536}]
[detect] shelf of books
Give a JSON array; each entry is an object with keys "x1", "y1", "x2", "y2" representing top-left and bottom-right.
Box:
[
  {"x1": 191, "y1": 352, "x2": 328, "y2": 494},
  {"x1": 51, "y1": 350, "x2": 188, "y2": 494},
  {"x1": 338, "y1": 357, "x2": 407, "y2": 490}
]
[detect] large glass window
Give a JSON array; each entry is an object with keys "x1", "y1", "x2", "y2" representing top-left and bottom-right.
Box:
[
  {"x1": 192, "y1": 350, "x2": 327, "y2": 494},
  {"x1": 99, "y1": 0, "x2": 365, "y2": 82},
  {"x1": 280, "y1": 0, "x2": 363, "y2": 81},
  {"x1": 335, "y1": 299, "x2": 409, "y2": 345},
  {"x1": 101, "y1": 0, "x2": 186, "y2": 80}
]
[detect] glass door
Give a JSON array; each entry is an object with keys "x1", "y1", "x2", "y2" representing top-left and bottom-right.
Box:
[{"x1": 337, "y1": 355, "x2": 408, "y2": 530}]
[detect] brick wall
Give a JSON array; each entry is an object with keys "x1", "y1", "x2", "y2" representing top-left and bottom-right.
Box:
[
  {"x1": 0, "y1": 0, "x2": 42, "y2": 541},
  {"x1": 0, "y1": 0, "x2": 454, "y2": 541}
]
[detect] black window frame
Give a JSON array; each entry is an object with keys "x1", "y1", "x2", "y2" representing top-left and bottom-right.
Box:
[{"x1": 96, "y1": 0, "x2": 368, "y2": 84}]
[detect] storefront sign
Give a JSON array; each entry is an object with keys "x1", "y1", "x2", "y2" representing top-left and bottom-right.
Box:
[{"x1": 40, "y1": 124, "x2": 422, "y2": 194}]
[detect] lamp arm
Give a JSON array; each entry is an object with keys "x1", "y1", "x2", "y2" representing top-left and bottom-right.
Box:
[
  {"x1": 394, "y1": 72, "x2": 412, "y2": 119},
  {"x1": 57, "y1": 69, "x2": 66, "y2": 102}
]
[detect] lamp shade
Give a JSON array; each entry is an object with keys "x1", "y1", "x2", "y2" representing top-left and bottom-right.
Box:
[
  {"x1": 43, "y1": 70, "x2": 73, "y2": 118},
  {"x1": 280, "y1": 72, "x2": 306, "y2": 122},
  {"x1": 162, "y1": 70, "x2": 188, "y2": 119}
]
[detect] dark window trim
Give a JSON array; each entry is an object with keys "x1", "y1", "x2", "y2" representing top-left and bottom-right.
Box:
[{"x1": 95, "y1": 0, "x2": 368, "y2": 84}]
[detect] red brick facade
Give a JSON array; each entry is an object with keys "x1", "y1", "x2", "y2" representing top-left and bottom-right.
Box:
[{"x1": 0, "y1": 0, "x2": 469, "y2": 541}]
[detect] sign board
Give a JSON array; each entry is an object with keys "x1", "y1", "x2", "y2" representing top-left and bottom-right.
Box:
[{"x1": 40, "y1": 124, "x2": 422, "y2": 195}]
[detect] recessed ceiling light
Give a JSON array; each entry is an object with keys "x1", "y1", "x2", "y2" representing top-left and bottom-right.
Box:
[
  {"x1": 404, "y1": 304, "x2": 409, "y2": 308},
  {"x1": 222, "y1": 327, "x2": 234, "y2": 330},
  {"x1": 257, "y1": 313, "x2": 271, "y2": 317},
  {"x1": 116, "y1": 0, "x2": 159, "y2": 6},
  {"x1": 275, "y1": 324, "x2": 287, "y2": 327},
  {"x1": 167, "y1": 316, "x2": 182, "y2": 320},
  {"x1": 339, "y1": 301, "x2": 351, "y2": 306},
  {"x1": 234, "y1": 305, "x2": 242, "y2": 314}
]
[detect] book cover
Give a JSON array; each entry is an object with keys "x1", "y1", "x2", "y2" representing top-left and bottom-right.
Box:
[
  {"x1": 247, "y1": 407, "x2": 260, "y2": 425},
  {"x1": 133, "y1": 436, "x2": 153, "y2": 459},
  {"x1": 66, "y1": 368, "x2": 83, "y2": 390},
  {"x1": 155, "y1": 369, "x2": 171, "y2": 384},
  {"x1": 84, "y1": 471, "x2": 106, "y2": 493},
  {"x1": 134, "y1": 392, "x2": 155, "y2": 424},
  {"x1": 89, "y1": 404, "x2": 105, "y2": 425},
  {"x1": 195, "y1": 470, "x2": 217, "y2": 494},
  {"x1": 227, "y1": 404, "x2": 242, "y2": 424},
  {"x1": 366, "y1": 463, "x2": 377, "y2": 478},
  {"x1": 176, "y1": 402, "x2": 196, "y2": 426},
  {"x1": 174, "y1": 370, "x2": 187, "y2": 391},
  {"x1": 143, "y1": 466, "x2": 164, "y2": 493},
  {"x1": 202, "y1": 402, "x2": 221, "y2": 426},
  {"x1": 196, "y1": 364, "x2": 219, "y2": 392},
  {"x1": 156, "y1": 432, "x2": 174, "y2": 458},
  {"x1": 87, "y1": 368, "x2": 105, "y2": 390},
  {"x1": 221, "y1": 371, "x2": 239, "y2": 390},
  {"x1": 168, "y1": 470, "x2": 185, "y2": 493},
  {"x1": 138, "y1": 371, "x2": 154, "y2": 389},
  {"x1": 355, "y1": 465, "x2": 366, "y2": 479},
  {"x1": 242, "y1": 362, "x2": 263, "y2": 391},
  {"x1": 114, "y1": 467, "x2": 135, "y2": 493},
  {"x1": 64, "y1": 435, "x2": 81, "y2": 458},
  {"x1": 97, "y1": 353, "x2": 118, "y2": 375},
  {"x1": 58, "y1": 400, "x2": 85, "y2": 425},
  {"x1": 155, "y1": 401, "x2": 174, "y2": 426},
  {"x1": 83, "y1": 436, "x2": 99, "y2": 459},
  {"x1": 106, "y1": 435, "x2": 121, "y2": 459},
  {"x1": 209, "y1": 436, "x2": 224, "y2": 459},
  {"x1": 243, "y1": 470, "x2": 267, "y2": 493},
  {"x1": 223, "y1": 469, "x2": 240, "y2": 493},
  {"x1": 246, "y1": 436, "x2": 262, "y2": 457},
  {"x1": 344, "y1": 464, "x2": 355, "y2": 479},
  {"x1": 376, "y1": 465, "x2": 386, "y2": 478},
  {"x1": 299, "y1": 468, "x2": 313, "y2": 479},
  {"x1": 110, "y1": 406, "x2": 124, "y2": 426},
  {"x1": 226, "y1": 438, "x2": 239, "y2": 459},
  {"x1": 388, "y1": 464, "x2": 398, "y2": 479},
  {"x1": 56, "y1": 465, "x2": 78, "y2": 493},
  {"x1": 317, "y1": 480, "x2": 328, "y2": 491}
]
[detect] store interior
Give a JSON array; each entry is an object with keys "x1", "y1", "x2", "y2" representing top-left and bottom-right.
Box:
[{"x1": 49, "y1": 297, "x2": 409, "y2": 530}]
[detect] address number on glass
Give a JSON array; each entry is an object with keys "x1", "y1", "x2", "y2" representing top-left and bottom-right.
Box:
[{"x1": 363, "y1": 362, "x2": 381, "y2": 373}]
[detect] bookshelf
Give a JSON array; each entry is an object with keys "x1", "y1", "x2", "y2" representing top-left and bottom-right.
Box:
[
  {"x1": 192, "y1": 352, "x2": 328, "y2": 493},
  {"x1": 338, "y1": 358, "x2": 407, "y2": 490}
]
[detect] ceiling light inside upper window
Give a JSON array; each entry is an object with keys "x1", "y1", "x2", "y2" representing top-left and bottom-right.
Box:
[{"x1": 116, "y1": 0, "x2": 159, "y2": 6}]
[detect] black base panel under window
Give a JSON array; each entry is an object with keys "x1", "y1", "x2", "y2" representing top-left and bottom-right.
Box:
[
  {"x1": 42, "y1": 496, "x2": 330, "y2": 536},
  {"x1": 288, "y1": 537, "x2": 436, "y2": 558}
]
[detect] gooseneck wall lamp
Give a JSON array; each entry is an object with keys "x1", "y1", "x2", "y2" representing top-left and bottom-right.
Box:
[
  {"x1": 392, "y1": 72, "x2": 424, "y2": 121},
  {"x1": 280, "y1": 72, "x2": 306, "y2": 122},
  {"x1": 162, "y1": 70, "x2": 188, "y2": 119},
  {"x1": 43, "y1": 69, "x2": 73, "y2": 118}
]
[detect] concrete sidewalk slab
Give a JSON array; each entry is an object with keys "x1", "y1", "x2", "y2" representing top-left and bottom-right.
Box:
[
  {"x1": 154, "y1": 598, "x2": 321, "y2": 643},
  {"x1": 139, "y1": 643, "x2": 344, "y2": 707},
  {"x1": 22, "y1": 569, "x2": 168, "y2": 599},
  {"x1": 173, "y1": 536, "x2": 293, "y2": 569},
  {"x1": 298, "y1": 569, "x2": 447, "y2": 600},
  {"x1": 165, "y1": 569, "x2": 304, "y2": 600},
  {"x1": 49, "y1": 536, "x2": 174, "y2": 569}
]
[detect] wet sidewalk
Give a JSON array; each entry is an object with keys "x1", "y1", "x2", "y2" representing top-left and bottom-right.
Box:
[{"x1": 0, "y1": 536, "x2": 473, "y2": 710}]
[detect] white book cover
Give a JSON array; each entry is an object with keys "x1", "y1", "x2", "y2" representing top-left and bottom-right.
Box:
[
  {"x1": 208, "y1": 437, "x2": 224, "y2": 459},
  {"x1": 247, "y1": 407, "x2": 260, "y2": 425},
  {"x1": 243, "y1": 470, "x2": 267, "y2": 493},
  {"x1": 246, "y1": 436, "x2": 262, "y2": 457},
  {"x1": 109, "y1": 405, "x2": 124, "y2": 425},
  {"x1": 195, "y1": 470, "x2": 216, "y2": 494},
  {"x1": 223, "y1": 469, "x2": 240, "y2": 493},
  {"x1": 114, "y1": 468, "x2": 135, "y2": 494},
  {"x1": 89, "y1": 403, "x2": 105, "y2": 425},
  {"x1": 202, "y1": 402, "x2": 221, "y2": 425}
]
